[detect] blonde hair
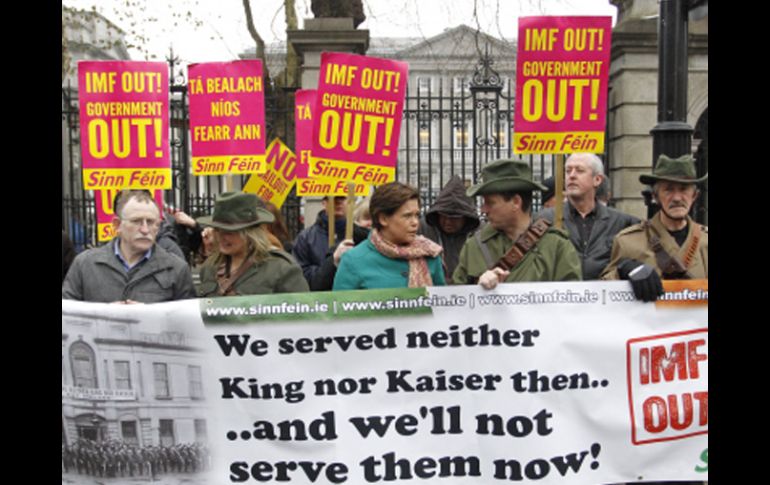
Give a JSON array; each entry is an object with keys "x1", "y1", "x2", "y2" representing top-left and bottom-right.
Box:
[
  {"x1": 354, "y1": 198, "x2": 371, "y2": 224},
  {"x1": 206, "y1": 224, "x2": 273, "y2": 267}
]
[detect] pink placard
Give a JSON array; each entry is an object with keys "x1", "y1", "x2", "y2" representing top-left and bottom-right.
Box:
[
  {"x1": 78, "y1": 61, "x2": 171, "y2": 189},
  {"x1": 310, "y1": 52, "x2": 408, "y2": 185},
  {"x1": 188, "y1": 60, "x2": 267, "y2": 175},
  {"x1": 514, "y1": 17, "x2": 612, "y2": 154},
  {"x1": 294, "y1": 89, "x2": 316, "y2": 179}
]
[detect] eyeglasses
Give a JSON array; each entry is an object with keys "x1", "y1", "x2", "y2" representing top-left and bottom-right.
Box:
[{"x1": 122, "y1": 217, "x2": 159, "y2": 228}]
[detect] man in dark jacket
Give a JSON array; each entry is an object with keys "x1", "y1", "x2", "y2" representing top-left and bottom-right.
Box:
[
  {"x1": 292, "y1": 196, "x2": 347, "y2": 284},
  {"x1": 537, "y1": 152, "x2": 640, "y2": 280},
  {"x1": 62, "y1": 190, "x2": 196, "y2": 303},
  {"x1": 419, "y1": 175, "x2": 480, "y2": 278},
  {"x1": 309, "y1": 223, "x2": 370, "y2": 291}
]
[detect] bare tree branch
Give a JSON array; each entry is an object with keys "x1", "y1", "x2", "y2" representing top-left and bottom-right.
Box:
[{"x1": 242, "y1": 0, "x2": 266, "y2": 61}]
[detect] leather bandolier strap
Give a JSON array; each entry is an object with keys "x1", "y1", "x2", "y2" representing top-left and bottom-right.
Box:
[
  {"x1": 643, "y1": 221, "x2": 700, "y2": 280},
  {"x1": 494, "y1": 218, "x2": 552, "y2": 271},
  {"x1": 216, "y1": 254, "x2": 256, "y2": 296}
]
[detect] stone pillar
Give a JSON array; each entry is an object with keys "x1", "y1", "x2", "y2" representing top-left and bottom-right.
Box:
[
  {"x1": 607, "y1": 0, "x2": 660, "y2": 220},
  {"x1": 607, "y1": 0, "x2": 707, "y2": 220},
  {"x1": 287, "y1": 19, "x2": 370, "y2": 225}
]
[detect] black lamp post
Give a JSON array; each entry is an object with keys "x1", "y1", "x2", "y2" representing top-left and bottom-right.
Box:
[{"x1": 647, "y1": 0, "x2": 705, "y2": 218}]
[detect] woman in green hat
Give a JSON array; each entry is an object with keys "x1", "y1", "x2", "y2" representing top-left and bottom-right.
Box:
[{"x1": 196, "y1": 192, "x2": 309, "y2": 296}]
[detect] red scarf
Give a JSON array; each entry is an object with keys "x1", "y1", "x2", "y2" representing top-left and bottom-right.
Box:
[{"x1": 370, "y1": 229, "x2": 443, "y2": 287}]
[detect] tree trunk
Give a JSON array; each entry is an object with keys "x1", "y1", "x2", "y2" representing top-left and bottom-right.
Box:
[{"x1": 242, "y1": 0, "x2": 272, "y2": 92}]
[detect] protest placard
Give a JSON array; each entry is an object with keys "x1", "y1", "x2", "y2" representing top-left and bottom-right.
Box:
[
  {"x1": 188, "y1": 61, "x2": 267, "y2": 175},
  {"x1": 310, "y1": 53, "x2": 408, "y2": 187},
  {"x1": 242, "y1": 138, "x2": 298, "y2": 209},
  {"x1": 78, "y1": 61, "x2": 171, "y2": 189},
  {"x1": 514, "y1": 17, "x2": 612, "y2": 154}
]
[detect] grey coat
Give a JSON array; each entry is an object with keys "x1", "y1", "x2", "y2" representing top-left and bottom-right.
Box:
[
  {"x1": 537, "y1": 202, "x2": 640, "y2": 280},
  {"x1": 62, "y1": 239, "x2": 197, "y2": 303}
]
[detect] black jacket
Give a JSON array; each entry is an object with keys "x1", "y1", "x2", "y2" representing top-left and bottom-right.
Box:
[
  {"x1": 537, "y1": 202, "x2": 640, "y2": 280},
  {"x1": 292, "y1": 210, "x2": 348, "y2": 283},
  {"x1": 309, "y1": 224, "x2": 370, "y2": 291}
]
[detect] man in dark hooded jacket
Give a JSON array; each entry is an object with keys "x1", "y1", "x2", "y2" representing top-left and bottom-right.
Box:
[{"x1": 419, "y1": 175, "x2": 480, "y2": 278}]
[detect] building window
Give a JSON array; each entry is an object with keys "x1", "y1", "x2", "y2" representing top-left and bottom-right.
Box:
[
  {"x1": 453, "y1": 76, "x2": 467, "y2": 94},
  {"x1": 453, "y1": 124, "x2": 473, "y2": 149},
  {"x1": 495, "y1": 125, "x2": 509, "y2": 149},
  {"x1": 121, "y1": 421, "x2": 139, "y2": 446},
  {"x1": 417, "y1": 120, "x2": 439, "y2": 149},
  {"x1": 501, "y1": 76, "x2": 510, "y2": 92},
  {"x1": 194, "y1": 419, "x2": 208, "y2": 443},
  {"x1": 70, "y1": 342, "x2": 97, "y2": 388},
  {"x1": 188, "y1": 365, "x2": 203, "y2": 400},
  {"x1": 159, "y1": 419, "x2": 175, "y2": 447},
  {"x1": 417, "y1": 77, "x2": 432, "y2": 95},
  {"x1": 153, "y1": 363, "x2": 170, "y2": 398},
  {"x1": 114, "y1": 361, "x2": 131, "y2": 390}
]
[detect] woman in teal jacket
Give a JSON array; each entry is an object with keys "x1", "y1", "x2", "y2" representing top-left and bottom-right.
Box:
[{"x1": 333, "y1": 182, "x2": 445, "y2": 290}]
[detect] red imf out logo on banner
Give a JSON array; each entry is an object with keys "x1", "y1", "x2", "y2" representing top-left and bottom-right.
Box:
[{"x1": 626, "y1": 329, "x2": 708, "y2": 445}]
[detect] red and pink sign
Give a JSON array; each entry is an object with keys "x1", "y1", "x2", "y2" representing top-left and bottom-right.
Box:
[
  {"x1": 294, "y1": 89, "x2": 316, "y2": 180},
  {"x1": 78, "y1": 61, "x2": 171, "y2": 189},
  {"x1": 310, "y1": 52, "x2": 408, "y2": 186},
  {"x1": 188, "y1": 60, "x2": 267, "y2": 175},
  {"x1": 514, "y1": 16, "x2": 612, "y2": 154}
]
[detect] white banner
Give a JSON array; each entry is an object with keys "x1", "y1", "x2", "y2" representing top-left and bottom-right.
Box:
[{"x1": 61, "y1": 280, "x2": 708, "y2": 484}]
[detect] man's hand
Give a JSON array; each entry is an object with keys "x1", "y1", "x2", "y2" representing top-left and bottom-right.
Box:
[
  {"x1": 479, "y1": 267, "x2": 510, "y2": 290},
  {"x1": 333, "y1": 239, "x2": 355, "y2": 267},
  {"x1": 172, "y1": 210, "x2": 197, "y2": 228},
  {"x1": 617, "y1": 258, "x2": 664, "y2": 302}
]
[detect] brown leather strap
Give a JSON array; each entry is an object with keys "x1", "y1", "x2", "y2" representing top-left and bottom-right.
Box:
[
  {"x1": 682, "y1": 223, "x2": 701, "y2": 269},
  {"x1": 494, "y1": 218, "x2": 552, "y2": 271},
  {"x1": 643, "y1": 221, "x2": 691, "y2": 279},
  {"x1": 216, "y1": 255, "x2": 256, "y2": 296}
]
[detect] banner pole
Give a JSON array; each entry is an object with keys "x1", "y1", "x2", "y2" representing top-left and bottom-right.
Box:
[
  {"x1": 554, "y1": 154, "x2": 564, "y2": 230},
  {"x1": 345, "y1": 183, "x2": 356, "y2": 240},
  {"x1": 327, "y1": 195, "x2": 336, "y2": 248}
]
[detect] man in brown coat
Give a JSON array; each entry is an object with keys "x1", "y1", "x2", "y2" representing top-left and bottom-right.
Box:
[{"x1": 601, "y1": 154, "x2": 708, "y2": 301}]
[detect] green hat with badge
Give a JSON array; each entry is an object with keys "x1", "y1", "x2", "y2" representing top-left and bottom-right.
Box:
[
  {"x1": 466, "y1": 159, "x2": 548, "y2": 197},
  {"x1": 197, "y1": 192, "x2": 274, "y2": 231},
  {"x1": 639, "y1": 154, "x2": 708, "y2": 186}
]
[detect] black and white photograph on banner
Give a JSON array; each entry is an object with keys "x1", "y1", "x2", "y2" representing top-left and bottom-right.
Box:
[{"x1": 62, "y1": 300, "x2": 214, "y2": 484}]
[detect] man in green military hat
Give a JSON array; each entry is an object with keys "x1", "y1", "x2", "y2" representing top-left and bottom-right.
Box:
[
  {"x1": 452, "y1": 159, "x2": 582, "y2": 288},
  {"x1": 601, "y1": 154, "x2": 708, "y2": 301}
]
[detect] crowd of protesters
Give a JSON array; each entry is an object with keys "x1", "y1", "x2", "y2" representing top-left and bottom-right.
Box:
[
  {"x1": 61, "y1": 155, "x2": 707, "y2": 485},
  {"x1": 62, "y1": 438, "x2": 211, "y2": 478},
  {"x1": 62, "y1": 153, "x2": 707, "y2": 303}
]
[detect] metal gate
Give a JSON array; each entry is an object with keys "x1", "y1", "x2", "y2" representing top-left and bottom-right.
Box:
[{"x1": 398, "y1": 49, "x2": 557, "y2": 211}]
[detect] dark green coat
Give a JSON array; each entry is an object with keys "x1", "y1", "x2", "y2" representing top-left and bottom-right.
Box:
[
  {"x1": 198, "y1": 249, "x2": 309, "y2": 297},
  {"x1": 452, "y1": 223, "x2": 582, "y2": 284}
]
